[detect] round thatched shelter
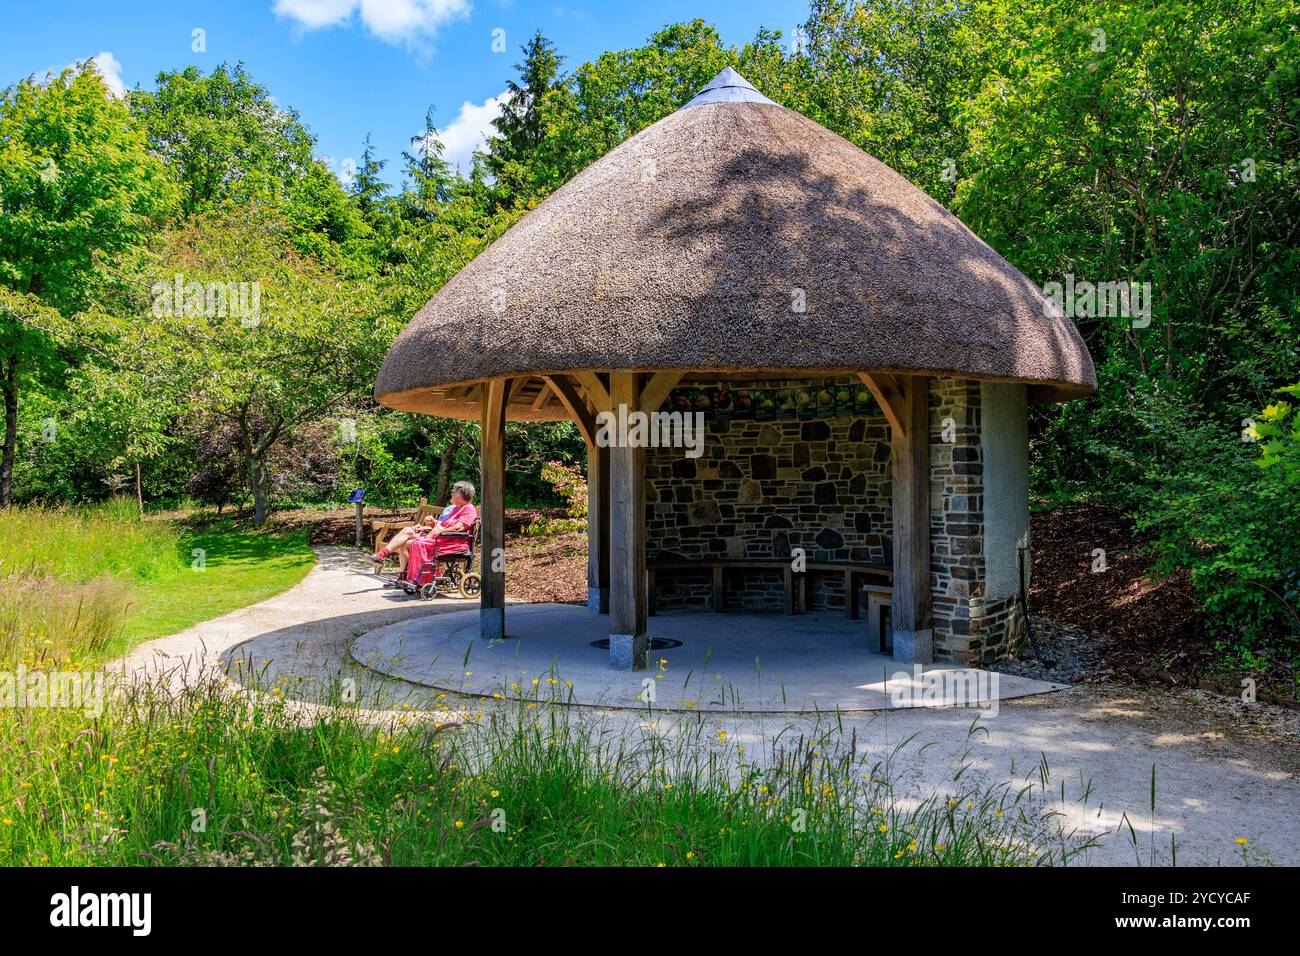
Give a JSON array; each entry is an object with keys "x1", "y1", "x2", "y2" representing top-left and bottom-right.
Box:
[{"x1": 376, "y1": 68, "x2": 1095, "y2": 670}]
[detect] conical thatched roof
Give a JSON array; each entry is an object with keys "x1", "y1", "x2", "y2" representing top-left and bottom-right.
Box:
[{"x1": 376, "y1": 69, "x2": 1095, "y2": 420}]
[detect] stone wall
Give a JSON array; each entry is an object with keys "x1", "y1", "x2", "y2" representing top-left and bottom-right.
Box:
[{"x1": 643, "y1": 376, "x2": 1024, "y2": 661}]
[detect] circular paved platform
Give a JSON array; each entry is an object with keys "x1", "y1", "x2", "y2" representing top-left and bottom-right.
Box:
[{"x1": 349, "y1": 603, "x2": 1065, "y2": 713}]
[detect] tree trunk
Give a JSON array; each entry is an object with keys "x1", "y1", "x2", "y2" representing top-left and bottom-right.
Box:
[
  {"x1": 0, "y1": 354, "x2": 17, "y2": 509},
  {"x1": 434, "y1": 438, "x2": 461, "y2": 506},
  {"x1": 135, "y1": 461, "x2": 144, "y2": 518},
  {"x1": 249, "y1": 457, "x2": 269, "y2": 527}
]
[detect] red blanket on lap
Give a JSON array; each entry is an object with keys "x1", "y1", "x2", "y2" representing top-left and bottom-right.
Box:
[{"x1": 401, "y1": 504, "x2": 476, "y2": 585}]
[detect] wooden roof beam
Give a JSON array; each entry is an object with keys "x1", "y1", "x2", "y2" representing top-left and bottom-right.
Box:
[
  {"x1": 858, "y1": 372, "x2": 909, "y2": 438},
  {"x1": 544, "y1": 375, "x2": 598, "y2": 447}
]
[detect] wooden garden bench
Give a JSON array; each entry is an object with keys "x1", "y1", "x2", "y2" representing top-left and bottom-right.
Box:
[{"x1": 370, "y1": 497, "x2": 439, "y2": 551}]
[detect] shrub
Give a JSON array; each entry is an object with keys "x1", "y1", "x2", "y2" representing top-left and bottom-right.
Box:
[
  {"x1": 524, "y1": 460, "x2": 587, "y2": 536},
  {"x1": 1135, "y1": 387, "x2": 1300, "y2": 663}
]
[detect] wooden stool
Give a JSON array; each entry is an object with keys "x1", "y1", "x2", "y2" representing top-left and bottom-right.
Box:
[{"x1": 865, "y1": 585, "x2": 892, "y2": 653}]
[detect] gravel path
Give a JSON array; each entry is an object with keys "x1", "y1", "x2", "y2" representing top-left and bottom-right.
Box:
[{"x1": 117, "y1": 546, "x2": 1300, "y2": 867}]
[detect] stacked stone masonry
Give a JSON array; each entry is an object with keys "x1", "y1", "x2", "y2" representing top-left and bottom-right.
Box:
[{"x1": 644, "y1": 376, "x2": 1024, "y2": 662}]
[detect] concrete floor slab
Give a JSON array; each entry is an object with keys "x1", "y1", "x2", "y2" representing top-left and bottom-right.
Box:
[{"x1": 349, "y1": 602, "x2": 1066, "y2": 712}]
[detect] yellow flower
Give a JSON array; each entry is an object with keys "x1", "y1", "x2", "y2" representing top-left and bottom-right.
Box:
[
  {"x1": 455, "y1": 820, "x2": 465, "y2": 829},
  {"x1": 1235, "y1": 837, "x2": 1249, "y2": 846}
]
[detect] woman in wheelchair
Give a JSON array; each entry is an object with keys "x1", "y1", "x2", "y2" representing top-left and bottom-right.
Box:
[{"x1": 367, "y1": 481, "x2": 477, "y2": 577}]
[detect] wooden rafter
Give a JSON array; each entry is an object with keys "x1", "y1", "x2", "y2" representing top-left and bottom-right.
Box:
[
  {"x1": 858, "y1": 372, "x2": 909, "y2": 438},
  {"x1": 638, "y1": 371, "x2": 684, "y2": 414},
  {"x1": 573, "y1": 371, "x2": 612, "y2": 412},
  {"x1": 544, "y1": 375, "x2": 598, "y2": 447}
]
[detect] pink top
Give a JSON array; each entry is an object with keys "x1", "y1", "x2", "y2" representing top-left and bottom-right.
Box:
[{"x1": 439, "y1": 502, "x2": 477, "y2": 533}]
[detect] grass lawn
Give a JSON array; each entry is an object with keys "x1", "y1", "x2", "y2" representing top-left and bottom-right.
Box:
[
  {"x1": 113, "y1": 524, "x2": 315, "y2": 654},
  {"x1": 0, "y1": 501, "x2": 316, "y2": 666},
  {"x1": 0, "y1": 501, "x2": 1088, "y2": 867}
]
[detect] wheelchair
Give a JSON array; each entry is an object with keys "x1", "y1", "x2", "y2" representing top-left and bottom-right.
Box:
[{"x1": 398, "y1": 521, "x2": 482, "y2": 601}]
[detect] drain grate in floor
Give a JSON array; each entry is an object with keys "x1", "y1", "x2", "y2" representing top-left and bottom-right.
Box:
[{"x1": 589, "y1": 637, "x2": 683, "y2": 651}]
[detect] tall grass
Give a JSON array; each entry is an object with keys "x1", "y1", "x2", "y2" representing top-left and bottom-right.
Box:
[
  {"x1": 0, "y1": 499, "x2": 185, "y2": 668},
  {"x1": 0, "y1": 669, "x2": 1095, "y2": 867}
]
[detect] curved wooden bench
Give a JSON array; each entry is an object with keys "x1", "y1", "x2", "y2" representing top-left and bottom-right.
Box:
[
  {"x1": 648, "y1": 558, "x2": 798, "y2": 615},
  {"x1": 648, "y1": 558, "x2": 892, "y2": 642}
]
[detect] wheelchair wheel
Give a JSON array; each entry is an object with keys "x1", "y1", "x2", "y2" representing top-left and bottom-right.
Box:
[
  {"x1": 459, "y1": 572, "x2": 482, "y2": 599},
  {"x1": 419, "y1": 582, "x2": 437, "y2": 600}
]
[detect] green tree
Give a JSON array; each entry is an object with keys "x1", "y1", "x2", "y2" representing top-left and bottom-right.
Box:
[
  {"x1": 485, "y1": 31, "x2": 566, "y2": 203},
  {"x1": 130, "y1": 62, "x2": 363, "y2": 252},
  {"x1": 801, "y1": 0, "x2": 975, "y2": 198},
  {"x1": 952, "y1": 0, "x2": 1300, "y2": 498},
  {"x1": 351, "y1": 133, "x2": 389, "y2": 220},
  {"x1": 125, "y1": 211, "x2": 392, "y2": 525},
  {"x1": 399, "y1": 107, "x2": 456, "y2": 221},
  {"x1": 0, "y1": 62, "x2": 175, "y2": 507}
]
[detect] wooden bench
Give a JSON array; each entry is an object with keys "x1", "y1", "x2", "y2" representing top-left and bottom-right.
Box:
[
  {"x1": 648, "y1": 558, "x2": 799, "y2": 615},
  {"x1": 647, "y1": 558, "x2": 892, "y2": 632},
  {"x1": 798, "y1": 561, "x2": 892, "y2": 621},
  {"x1": 371, "y1": 497, "x2": 439, "y2": 551}
]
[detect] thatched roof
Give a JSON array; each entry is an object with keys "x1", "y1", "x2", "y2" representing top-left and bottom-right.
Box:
[{"x1": 376, "y1": 69, "x2": 1095, "y2": 420}]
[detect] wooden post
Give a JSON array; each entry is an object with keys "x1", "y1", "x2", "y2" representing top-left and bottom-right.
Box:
[
  {"x1": 889, "y1": 376, "x2": 932, "y2": 663},
  {"x1": 607, "y1": 372, "x2": 647, "y2": 669},
  {"x1": 480, "y1": 378, "x2": 507, "y2": 641},
  {"x1": 586, "y1": 442, "x2": 611, "y2": 613}
]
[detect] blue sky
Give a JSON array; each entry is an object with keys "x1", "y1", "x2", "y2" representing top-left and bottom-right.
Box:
[{"x1": 2, "y1": 0, "x2": 809, "y2": 185}]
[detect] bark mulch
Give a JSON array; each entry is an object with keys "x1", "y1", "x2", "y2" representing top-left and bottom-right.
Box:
[
  {"x1": 1023, "y1": 503, "x2": 1294, "y2": 705},
  {"x1": 294, "y1": 505, "x2": 589, "y2": 604}
]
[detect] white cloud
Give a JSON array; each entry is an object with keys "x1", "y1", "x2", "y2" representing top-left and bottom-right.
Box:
[
  {"x1": 273, "y1": 0, "x2": 471, "y2": 45},
  {"x1": 87, "y1": 51, "x2": 126, "y2": 97},
  {"x1": 415, "y1": 92, "x2": 505, "y2": 176},
  {"x1": 39, "y1": 50, "x2": 126, "y2": 96}
]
